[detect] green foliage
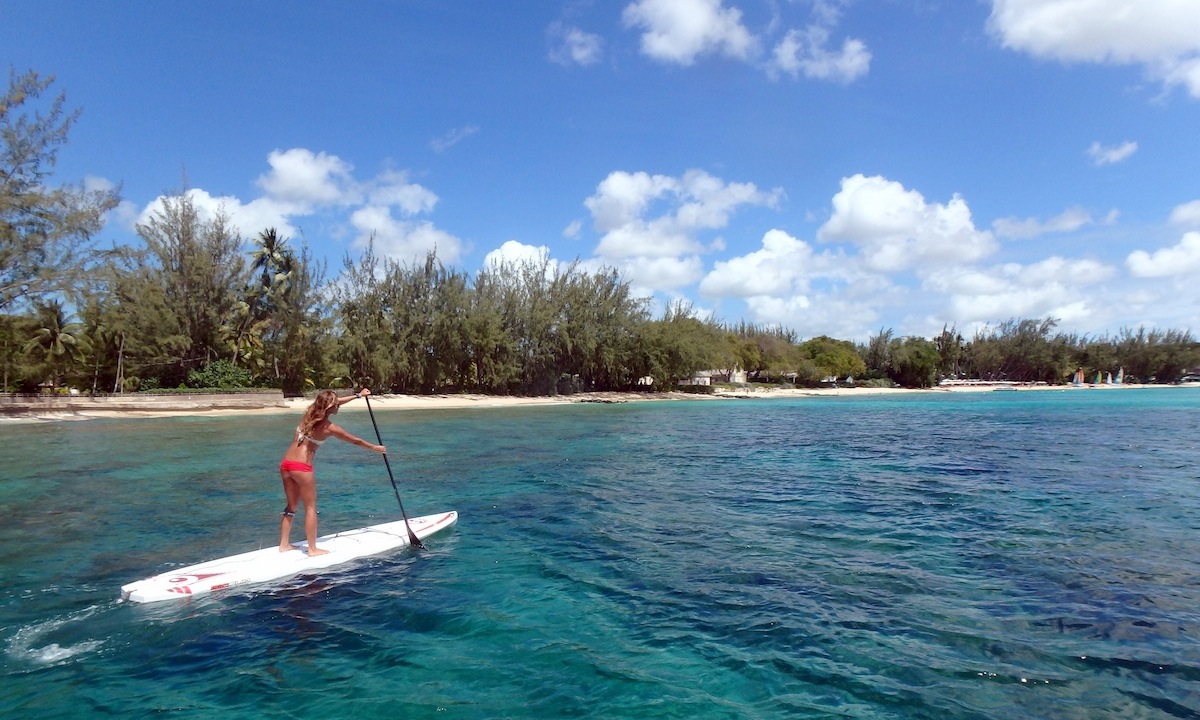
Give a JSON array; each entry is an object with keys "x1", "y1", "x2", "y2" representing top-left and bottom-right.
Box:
[
  {"x1": 636, "y1": 301, "x2": 726, "y2": 389},
  {"x1": 333, "y1": 247, "x2": 652, "y2": 395},
  {"x1": 854, "y1": 319, "x2": 1190, "y2": 388},
  {"x1": 1, "y1": 69, "x2": 120, "y2": 312},
  {"x1": 1, "y1": 312, "x2": 38, "y2": 391},
  {"x1": 859, "y1": 328, "x2": 893, "y2": 380},
  {"x1": 933, "y1": 324, "x2": 964, "y2": 378},
  {"x1": 22, "y1": 299, "x2": 84, "y2": 388},
  {"x1": 87, "y1": 243, "x2": 189, "y2": 391},
  {"x1": 134, "y1": 190, "x2": 249, "y2": 384},
  {"x1": 856, "y1": 331, "x2": 942, "y2": 388},
  {"x1": 858, "y1": 377, "x2": 898, "y2": 389},
  {"x1": 724, "y1": 322, "x2": 811, "y2": 384},
  {"x1": 791, "y1": 356, "x2": 823, "y2": 386},
  {"x1": 186, "y1": 358, "x2": 253, "y2": 389},
  {"x1": 334, "y1": 245, "x2": 476, "y2": 393},
  {"x1": 254, "y1": 231, "x2": 328, "y2": 395},
  {"x1": 966, "y1": 318, "x2": 1073, "y2": 383},
  {"x1": 1103, "y1": 327, "x2": 1200, "y2": 383},
  {"x1": 800, "y1": 335, "x2": 865, "y2": 382},
  {"x1": 888, "y1": 336, "x2": 941, "y2": 388}
]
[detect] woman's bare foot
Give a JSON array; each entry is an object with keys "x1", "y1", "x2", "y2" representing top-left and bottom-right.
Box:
[
  {"x1": 279, "y1": 544, "x2": 299, "y2": 552},
  {"x1": 307, "y1": 547, "x2": 331, "y2": 557}
]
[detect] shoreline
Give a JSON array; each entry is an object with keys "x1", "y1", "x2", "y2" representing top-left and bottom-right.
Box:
[{"x1": 1, "y1": 382, "x2": 1192, "y2": 423}]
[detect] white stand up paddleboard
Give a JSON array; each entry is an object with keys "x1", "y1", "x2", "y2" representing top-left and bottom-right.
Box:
[{"x1": 120, "y1": 511, "x2": 457, "y2": 604}]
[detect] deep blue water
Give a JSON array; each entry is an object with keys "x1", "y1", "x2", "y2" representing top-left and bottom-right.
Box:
[{"x1": 2, "y1": 389, "x2": 1199, "y2": 719}]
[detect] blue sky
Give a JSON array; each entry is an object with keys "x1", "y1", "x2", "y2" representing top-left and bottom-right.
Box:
[{"x1": 4, "y1": 0, "x2": 1200, "y2": 341}]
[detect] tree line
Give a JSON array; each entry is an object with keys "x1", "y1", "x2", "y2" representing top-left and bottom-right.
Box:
[
  {"x1": 4, "y1": 70, "x2": 1199, "y2": 395},
  {"x1": 856, "y1": 320, "x2": 1199, "y2": 388}
]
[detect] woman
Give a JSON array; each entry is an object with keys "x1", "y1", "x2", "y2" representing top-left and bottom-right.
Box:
[{"x1": 279, "y1": 388, "x2": 386, "y2": 555}]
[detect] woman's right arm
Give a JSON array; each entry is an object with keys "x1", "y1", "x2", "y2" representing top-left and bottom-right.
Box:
[{"x1": 327, "y1": 423, "x2": 386, "y2": 454}]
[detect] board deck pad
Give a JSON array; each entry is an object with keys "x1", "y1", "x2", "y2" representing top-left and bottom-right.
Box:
[{"x1": 120, "y1": 511, "x2": 457, "y2": 603}]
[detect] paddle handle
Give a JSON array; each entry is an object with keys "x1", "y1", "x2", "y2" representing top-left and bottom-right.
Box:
[{"x1": 363, "y1": 394, "x2": 426, "y2": 550}]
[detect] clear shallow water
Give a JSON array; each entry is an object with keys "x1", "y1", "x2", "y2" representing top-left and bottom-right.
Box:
[{"x1": 2, "y1": 389, "x2": 1199, "y2": 719}]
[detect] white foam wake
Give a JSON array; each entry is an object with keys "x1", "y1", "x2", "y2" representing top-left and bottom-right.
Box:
[{"x1": 6, "y1": 603, "x2": 108, "y2": 666}]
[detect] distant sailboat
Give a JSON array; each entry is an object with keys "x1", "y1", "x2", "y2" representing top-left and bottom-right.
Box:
[
  {"x1": 1073, "y1": 368, "x2": 1085, "y2": 386},
  {"x1": 1105, "y1": 372, "x2": 1113, "y2": 385},
  {"x1": 1115, "y1": 367, "x2": 1124, "y2": 384},
  {"x1": 1094, "y1": 371, "x2": 1102, "y2": 385}
]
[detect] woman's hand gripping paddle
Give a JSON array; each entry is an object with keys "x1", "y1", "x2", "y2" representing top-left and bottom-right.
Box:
[{"x1": 363, "y1": 394, "x2": 426, "y2": 550}]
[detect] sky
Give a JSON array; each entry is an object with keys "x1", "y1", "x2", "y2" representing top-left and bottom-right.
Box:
[{"x1": 3, "y1": 0, "x2": 1200, "y2": 342}]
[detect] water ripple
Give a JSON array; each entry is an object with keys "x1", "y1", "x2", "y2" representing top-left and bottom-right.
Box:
[{"x1": 2, "y1": 391, "x2": 1200, "y2": 718}]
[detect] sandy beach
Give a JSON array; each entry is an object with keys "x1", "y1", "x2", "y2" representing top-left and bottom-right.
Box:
[{"x1": 1, "y1": 381, "x2": 1183, "y2": 423}]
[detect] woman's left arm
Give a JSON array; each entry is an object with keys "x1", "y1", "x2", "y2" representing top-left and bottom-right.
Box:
[{"x1": 337, "y1": 387, "x2": 372, "y2": 407}]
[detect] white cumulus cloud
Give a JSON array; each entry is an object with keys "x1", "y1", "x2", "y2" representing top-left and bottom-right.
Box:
[
  {"x1": 700, "y1": 229, "x2": 815, "y2": 297},
  {"x1": 585, "y1": 168, "x2": 782, "y2": 261},
  {"x1": 619, "y1": 254, "x2": 706, "y2": 295},
  {"x1": 1126, "y1": 231, "x2": 1200, "y2": 277},
  {"x1": 366, "y1": 170, "x2": 439, "y2": 215},
  {"x1": 621, "y1": 0, "x2": 871, "y2": 84},
  {"x1": 136, "y1": 148, "x2": 462, "y2": 263},
  {"x1": 137, "y1": 188, "x2": 299, "y2": 240},
  {"x1": 770, "y1": 25, "x2": 870, "y2": 83},
  {"x1": 552, "y1": 167, "x2": 782, "y2": 297},
  {"x1": 623, "y1": 0, "x2": 757, "y2": 65},
  {"x1": 256, "y1": 148, "x2": 357, "y2": 208},
  {"x1": 817, "y1": 174, "x2": 997, "y2": 273},
  {"x1": 988, "y1": 0, "x2": 1200, "y2": 97},
  {"x1": 926, "y1": 256, "x2": 1113, "y2": 327},
  {"x1": 1169, "y1": 199, "x2": 1200, "y2": 228},
  {"x1": 350, "y1": 207, "x2": 464, "y2": 265},
  {"x1": 483, "y1": 240, "x2": 554, "y2": 270},
  {"x1": 698, "y1": 226, "x2": 895, "y2": 338}
]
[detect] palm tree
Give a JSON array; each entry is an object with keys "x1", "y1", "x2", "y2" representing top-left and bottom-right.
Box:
[
  {"x1": 250, "y1": 228, "x2": 293, "y2": 306},
  {"x1": 82, "y1": 302, "x2": 118, "y2": 395},
  {"x1": 220, "y1": 299, "x2": 269, "y2": 372},
  {"x1": 23, "y1": 299, "x2": 84, "y2": 390}
]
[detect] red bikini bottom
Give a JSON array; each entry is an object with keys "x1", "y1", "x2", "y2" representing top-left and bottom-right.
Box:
[{"x1": 279, "y1": 460, "x2": 314, "y2": 473}]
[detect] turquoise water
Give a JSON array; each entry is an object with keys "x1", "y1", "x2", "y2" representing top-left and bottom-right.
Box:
[{"x1": 2, "y1": 389, "x2": 1199, "y2": 719}]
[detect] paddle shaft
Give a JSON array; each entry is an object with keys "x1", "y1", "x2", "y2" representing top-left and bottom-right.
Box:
[{"x1": 363, "y1": 394, "x2": 426, "y2": 550}]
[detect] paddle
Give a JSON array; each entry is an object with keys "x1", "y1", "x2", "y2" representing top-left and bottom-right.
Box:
[{"x1": 363, "y1": 394, "x2": 426, "y2": 550}]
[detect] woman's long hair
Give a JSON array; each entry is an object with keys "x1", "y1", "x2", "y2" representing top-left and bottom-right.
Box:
[{"x1": 297, "y1": 390, "x2": 339, "y2": 443}]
